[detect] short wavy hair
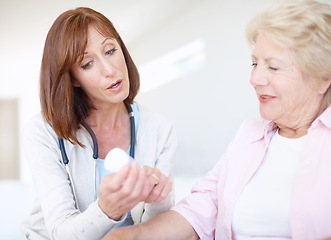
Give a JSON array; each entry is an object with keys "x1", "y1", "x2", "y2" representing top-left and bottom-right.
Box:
[
  {"x1": 246, "y1": 0, "x2": 331, "y2": 105},
  {"x1": 40, "y1": 7, "x2": 140, "y2": 146}
]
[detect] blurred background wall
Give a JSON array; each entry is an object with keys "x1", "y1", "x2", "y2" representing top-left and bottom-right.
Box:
[
  {"x1": 1, "y1": 0, "x2": 328, "y2": 238},
  {"x1": 1, "y1": 0, "x2": 262, "y2": 183}
]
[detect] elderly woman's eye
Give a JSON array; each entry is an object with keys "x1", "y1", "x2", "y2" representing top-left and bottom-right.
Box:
[
  {"x1": 251, "y1": 62, "x2": 257, "y2": 68},
  {"x1": 269, "y1": 66, "x2": 279, "y2": 71}
]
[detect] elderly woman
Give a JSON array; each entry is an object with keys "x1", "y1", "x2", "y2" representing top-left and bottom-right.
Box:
[
  {"x1": 21, "y1": 7, "x2": 176, "y2": 240},
  {"x1": 104, "y1": 0, "x2": 331, "y2": 239}
]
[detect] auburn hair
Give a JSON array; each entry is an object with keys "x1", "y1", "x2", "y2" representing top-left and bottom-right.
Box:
[{"x1": 40, "y1": 7, "x2": 140, "y2": 146}]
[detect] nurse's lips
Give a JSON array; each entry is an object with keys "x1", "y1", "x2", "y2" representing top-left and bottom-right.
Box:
[{"x1": 107, "y1": 80, "x2": 122, "y2": 89}]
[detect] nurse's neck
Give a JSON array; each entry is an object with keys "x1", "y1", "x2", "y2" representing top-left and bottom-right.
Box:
[{"x1": 85, "y1": 102, "x2": 128, "y2": 130}]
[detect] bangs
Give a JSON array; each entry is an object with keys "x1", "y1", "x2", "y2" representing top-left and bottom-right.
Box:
[
  {"x1": 64, "y1": 14, "x2": 90, "y2": 66},
  {"x1": 64, "y1": 13, "x2": 119, "y2": 67},
  {"x1": 93, "y1": 21, "x2": 118, "y2": 41}
]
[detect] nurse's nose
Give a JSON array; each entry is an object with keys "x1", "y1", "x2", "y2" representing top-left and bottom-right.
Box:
[{"x1": 100, "y1": 58, "x2": 115, "y2": 77}]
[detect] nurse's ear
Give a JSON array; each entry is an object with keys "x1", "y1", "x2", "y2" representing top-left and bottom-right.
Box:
[{"x1": 71, "y1": 78, "x2": 81, "y2": 88}]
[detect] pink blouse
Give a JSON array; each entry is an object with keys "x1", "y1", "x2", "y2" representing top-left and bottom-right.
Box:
[{"x1": 172, "y1": 106, "x2": 331, "y2": 240}]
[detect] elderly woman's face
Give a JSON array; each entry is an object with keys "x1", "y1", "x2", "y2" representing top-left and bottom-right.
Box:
[{"x1": 249, "y1": 33, "x2": 325, "y2": 128}]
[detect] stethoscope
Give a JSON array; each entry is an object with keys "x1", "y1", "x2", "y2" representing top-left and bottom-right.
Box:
[{"x1": 58, "y1": 104, "x2": 135, "y2": 207}]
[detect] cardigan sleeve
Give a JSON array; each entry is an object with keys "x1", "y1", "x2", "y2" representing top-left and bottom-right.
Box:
[
  {"x1": 131, "y1": 107, "x2": 177, "y2": 223},
  {"x1": 141, "y1": 120, "x2": 177, "y2": 222},
  {"x1": 22, "y1": 114, "x2": 126, "y2": 240}
]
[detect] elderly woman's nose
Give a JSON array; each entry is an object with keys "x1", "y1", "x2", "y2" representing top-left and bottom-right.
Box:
[{"x1": 250, "y1": 67, "x2": 268, "y2": 87}]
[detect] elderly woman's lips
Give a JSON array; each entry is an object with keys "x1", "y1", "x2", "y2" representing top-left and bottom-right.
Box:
[
  {"x1": 259, "y1": 95, "x2": 275, "y2": 103},
  {"x1": 261, "y1": 95, "x2": 271, "y2": 99}
]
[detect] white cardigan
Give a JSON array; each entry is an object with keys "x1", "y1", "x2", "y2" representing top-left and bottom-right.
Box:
[{"x1": 21, "y1": 105, "x2": 177, "y2": 240}]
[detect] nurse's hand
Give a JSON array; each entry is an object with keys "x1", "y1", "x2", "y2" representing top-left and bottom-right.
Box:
[
  {"x1": 142, "y1": 166, "x2": 172, "y2": 203},
  {"x1": 98, "y1": 162, "x2": 155, "y2": 220}
]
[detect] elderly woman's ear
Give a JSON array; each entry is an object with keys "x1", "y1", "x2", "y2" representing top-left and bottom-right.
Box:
[{"x1": 320, "y1": 77, "x2": 331, "y2": 95}]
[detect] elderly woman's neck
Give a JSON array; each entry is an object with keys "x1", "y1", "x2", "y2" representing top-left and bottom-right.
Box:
[
  {"x1": 278, "y1": 127, "x2": 308, "y2": 139},
  {"x1": 278, "y1": 99, "x2": 331, "y2": 139}
]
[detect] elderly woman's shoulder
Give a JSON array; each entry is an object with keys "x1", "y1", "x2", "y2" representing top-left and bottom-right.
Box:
[
  {"x1": 235, "y1": 117, "x2": 270, "y2": 140},
  {"x1": 241, "y1": 117, "x2": 269, "y2": 129}
]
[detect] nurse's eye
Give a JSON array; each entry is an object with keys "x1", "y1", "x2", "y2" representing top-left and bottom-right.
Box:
[
  {"x1": 251, "y1": 62, "x2": 257, "y2": 68},
  {"x1": 105, "y1": 48, "x2": 117, "y2": 55},
  {"x1": 81, "y1": 60, "x2": 93, "y2": 70}
]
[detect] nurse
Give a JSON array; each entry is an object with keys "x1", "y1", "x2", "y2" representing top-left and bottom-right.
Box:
[{"x1": 21, "y1": 7, "x2": 176, "y2": 240}]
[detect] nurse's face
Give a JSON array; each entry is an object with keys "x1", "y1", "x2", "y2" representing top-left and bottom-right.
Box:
[
  {"x1": 250, "y1": 33, "x2": 325, "y2": 129},
  {"x1": 71, "y1": 26, "x2": 130, "y2": 108}
]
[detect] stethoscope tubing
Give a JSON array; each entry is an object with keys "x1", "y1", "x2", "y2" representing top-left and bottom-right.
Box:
[{"x1": 58, "y1": 104, "x2": 135, "y2": 207}]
